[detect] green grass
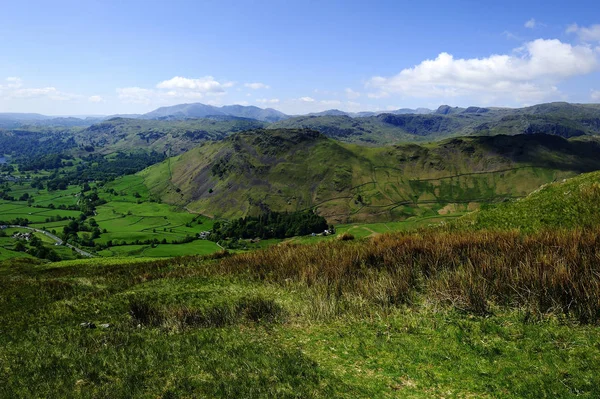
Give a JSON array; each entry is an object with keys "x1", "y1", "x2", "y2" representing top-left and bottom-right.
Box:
[
  {"x1": 98, "y1": 240, "x2": 221, "y2": 258},
  {"x1": 461, "y1": 170, "x2": 600, "y2": 232},
  {"x1": 1, "y1": 240, "x2": 599, "y2": 398},
  {"x1": 0, "y1": 200, "x2": 80, "y2": 223}
]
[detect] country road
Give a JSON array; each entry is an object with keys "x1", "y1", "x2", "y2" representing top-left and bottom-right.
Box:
[{"x1": 8, "y1": 225, "x2": 95, "y2": 257}]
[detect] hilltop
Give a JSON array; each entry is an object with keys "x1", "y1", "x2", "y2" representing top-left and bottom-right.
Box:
[{"x1": 137, "y1": 129, "x2": 600, "y2": 222}]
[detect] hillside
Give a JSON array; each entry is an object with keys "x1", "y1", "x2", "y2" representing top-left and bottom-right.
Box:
[
  {"x1": 137, "y1": 129, "x2": 600, "y2": 222},
  {"x1": 269, "y1": 102, "x2": 600, "y2": 145},
  {"x1": 2, "y1": 225, "x2": 600, "y2": 398},
  {"x1": 461, "y1": 169, "x2": 600, "y2": 232},
  {"x1": 75, "y1": 117, "x2": 267, "y2": 154}
]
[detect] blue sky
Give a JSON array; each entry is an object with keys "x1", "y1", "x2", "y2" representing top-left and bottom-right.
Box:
[{"x1": 1, "y1": 0, "x2": 599, "y2": 115}]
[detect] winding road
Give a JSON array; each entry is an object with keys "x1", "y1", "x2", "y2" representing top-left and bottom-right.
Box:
[{"x1": 8, "y1": 225, "x2": 95, "y2": 257}]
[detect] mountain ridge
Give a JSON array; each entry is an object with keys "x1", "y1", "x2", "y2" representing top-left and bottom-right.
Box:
[{"x1": 137, "y1": 129, "x2": 600, "y2": 223}]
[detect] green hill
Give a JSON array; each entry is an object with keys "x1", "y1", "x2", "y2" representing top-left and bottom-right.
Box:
[
  {"x1": 461, "y1": 170, "x2": 600, "y2": 232},
  {"x1": 138, "y1": 129, "x2": 600, "y2": 222}
]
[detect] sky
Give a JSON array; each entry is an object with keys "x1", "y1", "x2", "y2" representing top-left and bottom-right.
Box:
[{"x1": 0, "y1": 0, "x2": 599, "y2": 116}]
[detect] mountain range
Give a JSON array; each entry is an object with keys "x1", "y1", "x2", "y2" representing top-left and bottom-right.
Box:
[{"x1": 4, "y1": 102, "x2": 600, "y2": 146}]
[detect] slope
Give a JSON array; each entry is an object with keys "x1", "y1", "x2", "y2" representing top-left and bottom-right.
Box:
[
  {"x1": 138, "y1": 129, "x2": 600, "y2": 223},
  {"x1": 461, "y1": 169, "x2": 600, "y2": 232}
]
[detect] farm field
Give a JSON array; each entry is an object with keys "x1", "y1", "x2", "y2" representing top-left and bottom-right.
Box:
[
  {"x1": 93, "y1": 201, "x2": 213, "y2": 244},
  {"x1": 0, "y1": 172, "x2": 482, "y2": 261},
  {"x1": 97, "y1": 240, "x2": 221, "y2": 257},
  {"x1": 0, "y1": 200, "x2": 81, "y2": 224}
]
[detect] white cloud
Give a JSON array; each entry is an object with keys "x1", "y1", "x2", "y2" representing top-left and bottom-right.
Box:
[
  {"x1": 88, "y1": 95, "x2": 103, "y2": 103},
  {"x1": 0, "y1": 77, "x2": 82, "y2": 104},
  {"x1": 525, "y1": 18, "x2": 536, "y2": 29},
  {"x1": 567, "y1": 24, "x2": 600, "y2": 42},
  {"x1": 244, "y1": 82, "x2": 270, "y2": 90},
  {"x1": 5, "y1": 86, "x2": 79, "y2": 101},
  {"x1": 592, "y1": 90, "x2": 600, "y2": 101},
  {"x1": 299, "y1": 96, "x2": 315, "y2": 102},
  {"x1": 366, "y1": 39, "x2": 599, "y2": 104},
  {"x1": 6, "y1": 77, "x2": 22, "y2": 89},
  {"x1": 118, "y1": 75, "x2": 235, "y2": 105},
  {"x1": 156, "y1": 76, "x2": 232, "y2": 92},
  {"x1": 256, "y1": 98, "x2": 280, "y2": 104},
  {"x1": 345, "y1": 88, "x2": 360, "y2": 99}
]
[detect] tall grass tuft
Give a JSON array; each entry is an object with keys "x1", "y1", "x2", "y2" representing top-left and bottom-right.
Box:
[
  {"x1": 210, "y1": 228, "x2": 600, "y2": 323},
  {"x1": 129, "y1": 296, "x2": 286, "y2": 330}
]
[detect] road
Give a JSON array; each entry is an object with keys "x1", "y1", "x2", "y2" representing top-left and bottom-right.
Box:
[{"x1": 8, "y1": 225, "x2": 95, "y2": 257}]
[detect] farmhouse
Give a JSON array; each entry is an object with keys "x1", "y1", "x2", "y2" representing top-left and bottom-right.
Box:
[{"x1": 12, "y1": 232, "x2": 32, "y2": 241}]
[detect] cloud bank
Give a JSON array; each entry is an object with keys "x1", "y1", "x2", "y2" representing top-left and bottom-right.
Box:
[{"x1": 366, "y1": 39, "x2": 599, "y2": 104}]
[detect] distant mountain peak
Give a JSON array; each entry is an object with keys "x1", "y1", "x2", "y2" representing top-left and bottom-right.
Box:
[{"x1": 143, "y1": 102, "x2": 288, "y2": 122}]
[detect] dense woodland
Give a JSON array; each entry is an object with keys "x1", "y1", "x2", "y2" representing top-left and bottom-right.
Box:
[{"x1": 211, "y1": 211, "x2": 330, "y2": 240}]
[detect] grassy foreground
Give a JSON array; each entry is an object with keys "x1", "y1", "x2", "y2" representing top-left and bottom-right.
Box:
[{"x1": 2, "y1": 227, "x2": 600, "y2": 398}]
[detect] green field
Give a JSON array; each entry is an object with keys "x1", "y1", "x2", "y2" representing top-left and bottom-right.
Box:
[
  {"x1": 0, "y1": 200, "x2": 81, "y2": 223},
  {"x1": 98, "y1": 240, "x2": 221, "y2": 257},
  {"x1": 0, "y1": 175, "x2": 223, "y2": 260}
]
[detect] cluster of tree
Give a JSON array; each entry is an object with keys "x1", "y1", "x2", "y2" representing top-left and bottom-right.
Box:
[
  {"x1": 0, "y1": 190, "x2": 15, "y2": 201},
  {"x1": 64, "y1": 151, "x2": 165, "y2": 183},
  {"x1": 101, "y1": 235, "x2": 195, "y2": 249},
  {"x1": 0, "y1": 164, "x2": 15, "y2": 173},
  {"x1": 44, "y1": 215, "x2": 71, "y2": 223},
  {"x1": 19, "y1": 153, "x2": 75, "y2": 171},
  {"x1": 62, "y1": 216, "x2": 103, "y2": 244},
  {"x1": 79, "y1": 191, "x2": 107, "y2": 216},
  {"x1": 211, "y1": 211, "x2": 330, "y2": 240},
  {"x1": 13, "y1": 235, "x2": 61, "y2": 261},
  {"x1": 46, "y1": 176, "x2": 70, "y2": 191},
  {"x1": 0, "y1": 130, "x2": 77, "y2": 161},
  {"x1": 0, "y1": 217, "x2": 30, "y2": 226}
]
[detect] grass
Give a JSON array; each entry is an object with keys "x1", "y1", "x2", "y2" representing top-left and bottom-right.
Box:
[
  {"x1": 0, "y1": 200, "x2": 80, "y2": 224},
  {"x1": 98, "y1": 240, "x2": 221, "y2": 258},
  {"x1": 1, "y1": 225, "x2": 600, "y2": 397},
  {"x1": 461, "y1": 170, "x2": 600, "y2": 232}
]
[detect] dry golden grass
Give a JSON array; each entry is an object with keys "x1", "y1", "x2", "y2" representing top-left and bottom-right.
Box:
[{"x1": 208, "y1": 228, "x2": 600, "y2": 323}]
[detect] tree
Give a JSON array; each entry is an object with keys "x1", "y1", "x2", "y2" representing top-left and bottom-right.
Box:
[{"x1": 14, "y1": 241, "x2": 27, "y2": 252}]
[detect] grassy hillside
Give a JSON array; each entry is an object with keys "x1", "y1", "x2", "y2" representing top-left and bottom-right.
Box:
[
  {"x1": 269, "y1": 102, "x2": 600, "y2": 145},
  {"x1": 2, "y1": 226, "x2": 600, "y2": 397},
  {"x1": 139, "y1": 129, "x2": 600, "y2": 222},
  {"x1": 460, "y1": 169, "x2": 600, "y2": 232}
]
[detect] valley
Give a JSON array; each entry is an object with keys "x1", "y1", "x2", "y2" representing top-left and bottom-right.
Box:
[
  {"x1": 3, "y1": 101, "x2": 600, "y2": 398},
  {"x1": 6, "y1": 3, "x2": 600, "y2": 396}
]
